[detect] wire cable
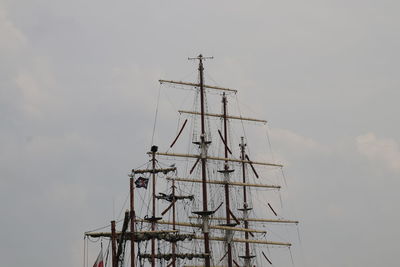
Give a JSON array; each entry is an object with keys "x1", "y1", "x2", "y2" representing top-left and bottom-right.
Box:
[{"x1": 151, "y1": 84, "x2": 162, "y2": 146}]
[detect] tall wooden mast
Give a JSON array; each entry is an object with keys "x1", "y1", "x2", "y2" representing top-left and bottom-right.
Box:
[
  {"x1": 222, "y1": 93, "x2": 233, "y2": 267},
  {"x1": 130, "y1": 175, "x2": 135, "y2": 267},
  {"x1": 189, "y1": 54, "x2": 213, "y2": 267},
  {"x1": 240, "y1": 137, "x2": 253, "y2": 267},
  {"x1": 151, "y1": 145, "x2": 158, "y2": 267},
  {"x1": 111, "y1": 220, "x2": 117, "y2": 267},
  {"x1": 171, "y1": 179, "x2": 177, "y2": 267},
  {"x1": 198, "y1": 54, "x2": 211, "y2": 267}
]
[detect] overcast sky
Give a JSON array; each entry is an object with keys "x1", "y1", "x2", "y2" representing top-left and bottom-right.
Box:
[{"x1": 1, "y1": 0, "x2": 400, "y2": 266}]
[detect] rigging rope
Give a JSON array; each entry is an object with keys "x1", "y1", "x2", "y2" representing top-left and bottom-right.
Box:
[
  {"x1": 235, "y1": 94, "x2": 250, "y2": 155},
  {"x1": 151, "y1": 84, "x2": 162, "y2": 147},
  {"x1": 117, "y1": 192, "x2": 130, "y2": 219},
  {"x1": 84, "y1": 217, "x2": 125, "y2": 235},
  {"x1": 265, "y1": 126, "x2": 276, "y2": 162},
  {"x1": 86, "y1": 235, "x2": 89, "y2": 267},
  {"x1": 289, "y1": 247, "x2": 295, "y2": 266},
  {"x1": 83, "y1": 236, "x2": 86, "y2": 267},
  {"x1": 104, "y1": 240, "x2": 110, "y2": 267}
]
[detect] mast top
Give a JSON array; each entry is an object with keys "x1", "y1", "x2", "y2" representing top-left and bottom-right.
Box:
[
  {"x1": 188, "y1": 54, "x2": 214, "y2": 61},
  {"x1": 189, "y1": 54, "x2": 214, "y2": 71}
]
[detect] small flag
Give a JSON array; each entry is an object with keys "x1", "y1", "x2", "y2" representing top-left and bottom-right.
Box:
[
  {"x1": 93, "y1": 248, "x2": 104, "y2": 267},
  {"x1": 135, "y1": 177, "x2": 149, "y2": 189}
]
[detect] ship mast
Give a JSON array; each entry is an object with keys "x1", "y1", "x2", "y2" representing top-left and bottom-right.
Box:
[
  {"x1": 130, "y1": 177, "x2": 135, "y2": 267},
  {"x1": 221, "y1": 93, "x2": 233, "y2": 267},
  {"x1": 151, "y1": 145, "x2": 158, "y2": 267},
  {"x1": 171, "y1": 179, "x2": 177, "y2": 267},
  {"x1": 190, "y1": 54, "x2": 212, "y2": 267},
  {"x1": 239, "y1": 137, "x2": 253, "y2": 267},
  {"x1": 111, "y1": 220, "x2": 117, "y2": 267}
]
